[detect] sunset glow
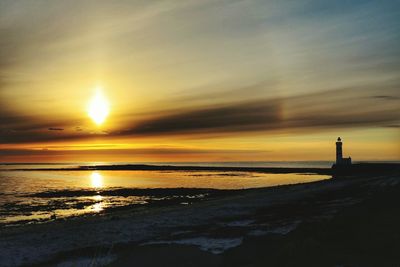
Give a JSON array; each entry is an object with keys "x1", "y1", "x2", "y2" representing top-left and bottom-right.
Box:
[
  {"x1": 88, "y1": 89, "x2": 109, "y2": 125},
  {"x1": 0, "y1": 1, "x2": 398, "y2": 163},
  {"x1": 1, "y1": 2, "x2": 400, "y2": 265}
]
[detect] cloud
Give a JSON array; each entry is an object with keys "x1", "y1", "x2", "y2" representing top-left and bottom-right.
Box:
[
  {"x1": 372, "y1": 95, "x2": 399, "y2": 100},
  {"x1": 117, "y1": 85, "x2": 400, "y2": 138},
  {"x1": 0, "y1": 84, "x2": 399, "y2": 144},
  {"x1": 0, "y1": 108, "x2": 87, "y2": 143},
  {"x1": 124, "y1": 99, "x2": 282, "y2": 136},
  {"x1": 0, "y1": 147, "x2": 266, "y2": 157},
  {"x1": 0, "y1": 0, "x2": 399, "y2": 146}
]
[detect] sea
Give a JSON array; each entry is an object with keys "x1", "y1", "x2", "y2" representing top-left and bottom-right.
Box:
[{"x1": 0, "y1": 161, "x2": 338, "y2": 225}]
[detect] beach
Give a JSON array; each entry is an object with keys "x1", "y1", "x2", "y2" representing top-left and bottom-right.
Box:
[
  {"x1": 2, "y1": 1, "x2": 399, "y2": 266},
  {"x1": 0, "y1": 163, "x2": 330, "y2": 226},
  {"x1": 0, "y1": 164, "x2": 399, "y2": 266}
]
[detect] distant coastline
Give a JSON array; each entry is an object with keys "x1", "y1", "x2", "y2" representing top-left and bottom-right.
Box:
[
  {"x1": 12, "y1": 162, "x2": 400, "y2": 176},
  {"x1": 15, "y1": 164, "x2": 332, "y2": 175}
]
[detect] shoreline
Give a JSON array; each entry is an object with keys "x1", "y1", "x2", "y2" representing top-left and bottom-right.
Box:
[
  {"x1": 14, "y1": 164, "x2": 332, "y2": 175},
  {"x1": 1, "y1": 169, "x2": 399, "y2": 266},
  {"x1": 0, "y1": 166, "x2": 333, "y2": 227},
  {"x1": 13, "y1": 162, "x2": 400, "y2": 176}
]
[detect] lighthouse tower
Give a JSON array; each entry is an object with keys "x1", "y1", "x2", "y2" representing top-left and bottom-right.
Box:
[
  {"x1": 336, "y1": 137, "x2": 343, "y2": 164},
  {"x1": 335, "y1": 137, "x2": 352, "y2": 165}
]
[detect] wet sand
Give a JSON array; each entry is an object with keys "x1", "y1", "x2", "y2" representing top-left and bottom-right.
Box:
[{"x1": 0, "y1": 166, "x2": 399, "y2": 266}]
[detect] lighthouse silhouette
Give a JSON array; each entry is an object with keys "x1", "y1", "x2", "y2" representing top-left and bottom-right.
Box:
[{"x1": 335, "y1": 137, "x2": 352, "y2": 165}]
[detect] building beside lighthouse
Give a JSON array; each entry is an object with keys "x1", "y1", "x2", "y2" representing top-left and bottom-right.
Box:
[{"x1": 335, "y1": 137, "x2": 352, "y2": 165}]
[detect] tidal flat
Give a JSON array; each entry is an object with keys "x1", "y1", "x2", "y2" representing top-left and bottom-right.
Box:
[{"x1": 0, "y1": 165, "x2": 399, "y2": 267}]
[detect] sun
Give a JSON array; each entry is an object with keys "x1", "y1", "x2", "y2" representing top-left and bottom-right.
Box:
[{"x1": 88, "y1": 88, "x2": 109, "y2": 125}]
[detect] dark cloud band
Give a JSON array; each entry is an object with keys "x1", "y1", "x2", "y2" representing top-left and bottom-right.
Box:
[{"x1": 0, "y1": 86, "x2": 399, "y2": 144}]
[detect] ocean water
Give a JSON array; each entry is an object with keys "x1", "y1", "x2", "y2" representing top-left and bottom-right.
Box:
[{"x1": 0, "y1": 162, "x2": 333, "y2": 225}]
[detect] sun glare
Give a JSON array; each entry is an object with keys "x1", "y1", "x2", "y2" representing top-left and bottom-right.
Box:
[
  {"x1": 88, "y1": 88, "x2": 109, "y2": 125},
  {"x1": 90, "y1": 172, "x2": 103, "y2": 188}
]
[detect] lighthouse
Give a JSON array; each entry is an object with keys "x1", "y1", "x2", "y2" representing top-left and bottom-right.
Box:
[
  {"x1": 335, "y1": 137, "x2": 352, "y2": 165},
  {"x1": 336, "y1": 137, "x2": 343, "y2": 164}
]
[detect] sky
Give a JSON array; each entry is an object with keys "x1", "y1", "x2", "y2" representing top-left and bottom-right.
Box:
[{"x1": 0, "y1": 0, "x2": 399, "y2": 162}]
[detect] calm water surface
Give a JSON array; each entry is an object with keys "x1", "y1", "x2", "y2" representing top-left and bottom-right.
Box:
[{"x1": 0, "y1": 163, "x2": 331, "y2": 225}]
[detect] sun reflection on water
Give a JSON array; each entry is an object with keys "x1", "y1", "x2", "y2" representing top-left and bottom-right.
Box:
[
  {"x1": 90, "y1": 172, "x2": 103, "y2": 188},
  {"x1": 90, "y1": 173, "x2": 104, "y2": 212},
  {"x1": 91, "y1": 202, "x2": 103, "y2": 212},
  {"x1": 93, "y1": 195, "x2": 103, "y2": 201}
]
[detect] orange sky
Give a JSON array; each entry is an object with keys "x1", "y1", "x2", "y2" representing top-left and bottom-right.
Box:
[{"x1": 0, "y1": 1, "x2": 399, "y2": 163}]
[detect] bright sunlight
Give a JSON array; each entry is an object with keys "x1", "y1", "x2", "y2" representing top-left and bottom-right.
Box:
[
  {"x1": 88, "y1": 88, "x2": 109, "y2": 125},
  {"x1": 90, "y1": 171, "x2": 103, "y2": 188}
]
